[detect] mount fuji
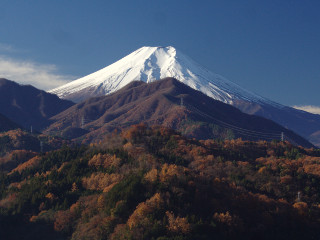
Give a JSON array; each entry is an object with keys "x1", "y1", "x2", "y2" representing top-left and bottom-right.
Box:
[
  {"x1": 49, "y1": 46, "x2": 320, "y2": 146},
  {"x1": 49, "y1": 46, "x2": 277, "y2": 106}
]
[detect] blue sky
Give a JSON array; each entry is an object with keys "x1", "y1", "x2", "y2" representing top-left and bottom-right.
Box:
[{"x1": 0, "y1": 0, "x2": 319, "y2": 109}]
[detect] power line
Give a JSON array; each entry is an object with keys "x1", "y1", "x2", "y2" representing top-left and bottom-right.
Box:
[
  {"x1": 185, "y1": 103, "x2": 281, "y2": 138},
  {"x1": 186, "y1": 104, "x2": 280, "y2": 136},
  {"x1": 180, "y1": 101, "x2": 287, "y2": 142},
  {"x1": 186, "y1": 101, "x2": 299, "y2": 146}
]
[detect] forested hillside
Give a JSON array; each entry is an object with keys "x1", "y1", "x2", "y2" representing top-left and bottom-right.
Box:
[
  {"x1": 0, "y1": 129, "x2": 70, "y2": 172},
  {"x1": 1, "y1": 124, "x2": 320, "y2": 239}
]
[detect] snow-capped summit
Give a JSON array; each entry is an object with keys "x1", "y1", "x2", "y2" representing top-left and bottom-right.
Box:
[
  {"x1": 48, "y1": 46, "x2": 320, "y2": 147},
  {"x1": 49, "y1": 46, "x2": 278, "y2": 105}
]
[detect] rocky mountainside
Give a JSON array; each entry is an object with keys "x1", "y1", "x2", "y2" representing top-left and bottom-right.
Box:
[{"x1": 46, "y1": 78, "x2": 312, "y2": 148}]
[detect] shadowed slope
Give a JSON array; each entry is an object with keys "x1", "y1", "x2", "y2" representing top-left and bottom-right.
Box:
[
  {"x1": 0, "y1": 113, "x2": 20, "y2": 132},
  {"x1": 0, "y1": 78, "x2": 74, "y2": 131}
]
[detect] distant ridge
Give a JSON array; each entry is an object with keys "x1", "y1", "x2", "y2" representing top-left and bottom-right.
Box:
[
  {"x1": 0, "y1": 78, "x2": 74, "y2": 131},
  {"x1": 46, "y1": 78, "x2": 313, "y2": 148},
  {"x1": 0, "y1": 113, "x2": 20, "y2": 132}
]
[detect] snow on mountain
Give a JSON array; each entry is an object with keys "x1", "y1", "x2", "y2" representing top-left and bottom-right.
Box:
[
  {"x1": 49, "y1": 46, "x2": 280, "y2": 106},
  {"x1": 47, "y1": 46, "x2": 320, "y2": 146}
]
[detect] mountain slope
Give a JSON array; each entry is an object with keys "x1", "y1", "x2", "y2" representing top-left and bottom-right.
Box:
[
  {"x1": 46, "y1": 78, "x2": 313, "y2": 148},
  {"x1": 0, "y1": 129, "x2": 70, "y2": 172},
  {"x1": 233, "y1": 100, "x2": 320, "y2": 147},
  {"x1": 0, "y1": 78, "x2": 74, "y2": 131},
  {"x1": 48, "y1": 46, "x2": 320, "y2": 146},
  {"x1": 0, "y1": 113, "x2": 20, "y2": 132}
]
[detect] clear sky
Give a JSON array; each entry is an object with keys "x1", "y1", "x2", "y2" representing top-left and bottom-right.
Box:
[{"x1": 0, "y1": 0, "x2": 319, "y2": 110}]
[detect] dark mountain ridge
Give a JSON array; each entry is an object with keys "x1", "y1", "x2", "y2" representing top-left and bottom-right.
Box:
[
  {"x1": 233, "y1": 100, "x2": 320, "y2": 147},
  {"x1": 46, "y1": 78, "x2": 313, "y2": 148},
  {"x1": 0, "y1": 113, "x2": 20, "y2": 132},
  {"x1": 0, "y1": 78, "x2": 74, "y2": 131}
]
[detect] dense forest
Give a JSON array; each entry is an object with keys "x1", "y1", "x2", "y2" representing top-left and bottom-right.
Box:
[{"x1": 1, "y1": 124, "x2": 320, "y2": 239}]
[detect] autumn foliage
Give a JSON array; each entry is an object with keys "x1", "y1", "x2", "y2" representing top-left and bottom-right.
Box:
[{"x1": 1, "y1": 125, "x2": 320, "y2": 239}]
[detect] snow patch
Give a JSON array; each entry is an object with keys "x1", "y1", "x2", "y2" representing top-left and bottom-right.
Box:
[{"x1": 293, "y1": 105, "x2": 320, "y2": 115}]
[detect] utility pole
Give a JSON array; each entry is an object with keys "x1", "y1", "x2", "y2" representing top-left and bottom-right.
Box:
[
  {"x1": 31, "y1": 126, "x2": 33, "y2": 134},
  {"x1": 81, "y1": 116, "x2": 84, "y2": 129},
  {"x1": 40, "y1": 141, "x2": 43, "y2": 153},
  {"x1": 297, "y1": 191, "x2": 301, "y2": 202},
  {"x1": 180, "y1": 97, "x2": 184, "y2": 107},
  {"x1": 281, "y1": 132, "x2": 284, "y2": 142}
]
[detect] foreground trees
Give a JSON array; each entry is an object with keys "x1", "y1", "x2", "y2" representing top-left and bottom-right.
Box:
[{"x1": 1, "y1": 125, "x2": 320, "y2": 239}]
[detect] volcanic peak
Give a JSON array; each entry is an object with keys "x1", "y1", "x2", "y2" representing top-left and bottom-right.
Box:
[{"x1": 49, "y1": 46, "x2": 278, "y2": 106}]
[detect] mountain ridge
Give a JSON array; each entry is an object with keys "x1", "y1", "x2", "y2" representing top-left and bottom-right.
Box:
[
  {"x1": 46, "y1": 78, "x2": 313, "y2": 148},
  {"x1": 0, "y1": 78, "x2": 75, "y2": 131},
  {"x1": 0, "y1": 113, "x2": 20, "y2": 132}
]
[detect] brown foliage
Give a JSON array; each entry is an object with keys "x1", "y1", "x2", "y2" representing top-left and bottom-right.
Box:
[
  {"x1": 293, "y1": 202, "x2": 308, "y2": 216},
  {"x1": 30, "y1": 210, "x2": 55, "y2": 223},
  {"x1": 46, "y1": 192, "x2": 58, "y2": 201},
  {"x1": 159, "y1": 163, "x2": 187, "y2": 184},
  {"x1": 144, "y1": 168, "x2": 158, "y2": 183},
  {"x1": 110, "y1": 224, "x2": 131, "y2": 240},
  {"x1": 1, "y1": 149, "x2": 37, "y2": 172},
  {"x1": 0, "y1": 193, "x2": 17, "y2": 208},
  {"x1": 71, "y1": 215, "x2": 117, "y2": 240},
  {"x1": 82, "y1": 172, "x2": 122, "y2": 192},
  {"x1": 213, "y1": 211, "x2": 235, "y2": 226},
  {"x1": 280, "y1": 175, "x2": 293, "y2": 184},
  {"x1": 54, "y1": 210, "x2": 75, "y2": 232},
  {"x1": 166, "y1": 211, "x2": 190, "y2": 234},
  {"x1": 122, "y1": 123, "x2": 147, "y2": 142},
  {"x1": 9, "y1": 155, "x2": 41, "y2": 174},
  {"x1": 298, "y1": 156, "x2": 320, "y2": 177},
  {"x1": 127, "y1": 193, "x2": 164, "y2": 229},
  {"x1": 88, "y1": 153, "x2": 121, "y2": 169}
]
